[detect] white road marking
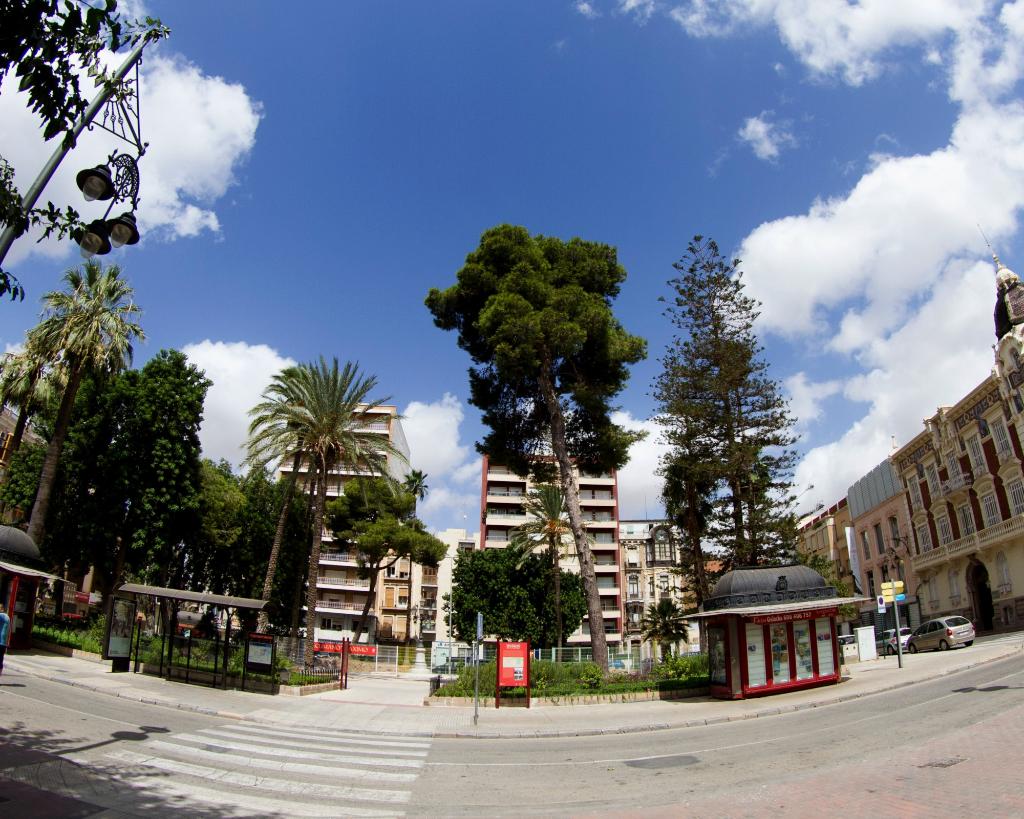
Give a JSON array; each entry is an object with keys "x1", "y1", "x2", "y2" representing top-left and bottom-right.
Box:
[
  {"x1": 167, "y1": 732, "x2": 425, "y2": 768},
  {"x1": 103, "y1": 748, "x2": 413, "y2": 803},
  {"x1": 197, "y1": 726, "x2": 429, "y2": 757},
  {"x1": 145, "y1": 738, "x2": 418, "y2": 782},
  {"x1": 224, "y1": 720, "x2": 431, "y2": 748}
]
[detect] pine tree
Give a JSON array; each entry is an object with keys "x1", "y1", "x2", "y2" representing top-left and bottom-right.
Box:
[{"x1": 655, "y1": 236, "x2": 798, "y2": 579}]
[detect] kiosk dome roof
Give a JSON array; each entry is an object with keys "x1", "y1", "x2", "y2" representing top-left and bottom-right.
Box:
[
  {"x1": 704, "y1": 564, "x2": 834, "y2": 611},
  {"x1": 0, "y1": 525, "x2": 41, "y2": 563}
]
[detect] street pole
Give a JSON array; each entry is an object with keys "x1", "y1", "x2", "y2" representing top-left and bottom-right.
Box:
[
  {"x1": 472, "y1": 611, "x2": 483, "y2": 726},
  {"x1": 0, "y1": 37, "x2": 150, "y2": 266},
  {"x1": 894, "y1": 597, "x2": 904, "y2": 669}
]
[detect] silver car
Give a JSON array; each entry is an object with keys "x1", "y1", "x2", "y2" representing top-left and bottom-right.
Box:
[{"x1": 907, "y1": 616, "x2": 975, "y2": 652}]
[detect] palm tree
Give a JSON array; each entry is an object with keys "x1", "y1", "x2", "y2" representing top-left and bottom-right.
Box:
[
  {"x1": 25, "y1": 261, "x2": 143, "y2": 545},
  {"x1": 246, "y1": 357, "x2": 406, "y2": 665},
  {"x1": 641, "y1": 598, "x2": 689, "y2": 661},
  {"x1": 509, "y1": 484, "x2": 577, "y2": 650},
  {"x1": 402, "y1": 469, "x2": 428, "y2": 505},
  {"x1": 246, "y1": 366, "x2": 305, "y2": 632},
  {"x1": 0, "y1": 346, "x2": 55, "y2": 467}
]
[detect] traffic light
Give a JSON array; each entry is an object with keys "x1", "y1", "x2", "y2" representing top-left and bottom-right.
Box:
[{"x1": 880, "y1": 580, "x2": 904, "y2": 603}]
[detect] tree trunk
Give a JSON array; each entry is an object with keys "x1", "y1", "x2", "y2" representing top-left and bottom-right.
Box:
[
  {"x1": 4, "y1": 405, "x2": 31, "y2": 462},
  {"x1": 352, "y1": 564, "x2": 381, "y2": 643},
  {"x1": 290, "y1": 472, "x2": 317, "y2": 638},
  {"x1": 552, "y1": 538, "x2": 562, "y2": 651},
  {"x1": 256, "y1": 452, "x2": 301, "y2": 632},
  {"x1": 537, "y1": 365, "x2": 608, "y2": 673},
  {"x1": 27, "y1": 363, "x2": 83, "y2": 546},
  {"x1": 684, "y1": 481, "x2": 708, "y2": 607},
  {"x1": 303, "y1": 454, "x2": 330, "y2": 667}
]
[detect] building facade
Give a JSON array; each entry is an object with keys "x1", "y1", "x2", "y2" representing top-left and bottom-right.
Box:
[
  {"x1": 618, "y1": 519, "x2": 699, "y2": 657},
  {"x1": 847, "y1": 459, "x2": 922, "y2": 632},
  {"x1": 424, "y1": 528, "x2": 479, "y2": 646},
  {"x1": 282, "y1": 405, "x2": 412, "y2": 644},
  {"x1": 480, "y1": 456, "x2": 623, "y2": 646},
  {"x1": 893, "y1": 369, "x2": 1024, "y2": 630},
  {"x1": 795, "y1": 499, "x2": 855, "y2": 600}
]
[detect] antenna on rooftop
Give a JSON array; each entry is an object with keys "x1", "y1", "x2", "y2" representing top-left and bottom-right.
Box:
[{"x1": 978, "y1": 223, "x2": 1004, "y2": 269}]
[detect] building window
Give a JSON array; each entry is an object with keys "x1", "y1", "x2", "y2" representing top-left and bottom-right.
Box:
[
  {"x1": 928, "y1": 575, "x2": 939, "y2": 606},
  {"x1": 948, "y1": 568, "x2": 960, "y2": 600},
  {"x1": 936, "y1": 515, "x2": 953, "y2": 545},
  {"x1": 925, "y1": 464, "x2": 940, "y2": 497},
  {"x1": 947, "y1": 455, "x2": 961, "y2": 479},
  {"x1": 867, "y1": 570, "x2": 875, "y2": 598},
  {"x1": 628, "y1": 575, "x2": 639, "y2": 597},
  {"x1": 873, "y1": 522, "x2": 886, "y2": 555},
  {"x1": 658, "y1": 573, "x2": 670, "y2": 592},
  {"x1": 888, "y1": 516, "x2": 901, "y2": 548},
  {"x1": 1009, "y1": 479, "x2": 1024, "y2": 516},
  {"x1": 861, "y1": 531, "x2": 871, "y2": 562},
  {"x1": 966, "y1": 434, "x2": 986, "y2": 473},
  {"x1": 992, "y1": 419, "x2": 1013, "y2": 455},
  {"x1": 957, "y1": 504, "x2": 976, "y2": 536},
  {"x1": 916, "y1": 524, "x2": 933, "y2": 553},
  {"x1": 908, "y1": 479, "x2": 923, "y2": 510},
  {"x1": 648, "y1": 577, "x2": 655, "y2": 595},
  {"x1": 982, "y1": 492, "x2": 1000, "y2": 528},
  {"x1": 997, "y1": 551, "x2": 1012, "y2": 587}
]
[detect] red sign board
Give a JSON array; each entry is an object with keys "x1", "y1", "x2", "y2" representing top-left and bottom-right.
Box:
[
  {"x1": 74, "y1": 591, "x2": 90, "y2": 603},
  {"x1": 313, "y1": 641, "x2": 378, "y2": 656},
  {"x1": 497, "y1": 641, "x2": 529, "y2": 688},
  {"x1": 751, "y1": 607, "x2": 838, "y2": 625}
]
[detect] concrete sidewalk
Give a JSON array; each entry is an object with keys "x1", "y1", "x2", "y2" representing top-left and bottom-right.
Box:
[{"x1": 7, "y1": 632, "x2": 1023, "y2": 739}]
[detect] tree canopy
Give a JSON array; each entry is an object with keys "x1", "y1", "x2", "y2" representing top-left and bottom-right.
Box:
[
  {"x1": 655, "y1": 236, "x2": 798, "y2": 579},
  {"x1": 426, "y1": 224, "x2": 646, "y2": 671},
  {"x1": 447, "y1": 545, "x2": 586, "y2": 647}
]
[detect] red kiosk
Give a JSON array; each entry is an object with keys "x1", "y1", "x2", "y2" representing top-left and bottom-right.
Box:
[
  {"x1": 0, "y1": 525, "x2": 56, "y2": 650},
  {"x1": 694, "y1": 565, "x2": 865, "y2": 700}
]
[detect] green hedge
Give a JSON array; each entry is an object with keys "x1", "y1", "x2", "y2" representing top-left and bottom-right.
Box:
[
  {"x1": 432, "y1": 658, "x2": 709, "y2": 698},
  {"x1": 32, "y1": 616, "x2": 106, "y2": 655}
]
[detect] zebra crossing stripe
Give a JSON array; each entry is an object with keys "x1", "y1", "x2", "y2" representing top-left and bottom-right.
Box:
[
  {"x1": 145, "y1": 739, "x2": 418, "y2": 782},
  {"x1": 104, "y1": 749, "x2": 413, "y2": 803},
  {"x1": 223, "y1": 721, "x2": 431, "y2": 749},
  {"x1": 166, "y1": 732, "x2": 425, "y2": 768},
  {"x1": 197, "y1": 727, "x2": 429, "y2": 758}
]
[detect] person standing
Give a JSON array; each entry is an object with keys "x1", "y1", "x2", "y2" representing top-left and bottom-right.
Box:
[{"x1": 0, "y1": 602, "x2": 10, "y2": 675}]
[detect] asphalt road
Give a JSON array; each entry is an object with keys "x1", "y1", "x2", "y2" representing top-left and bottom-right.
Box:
[{"x1": 1, "y1": 653, "x2": 1022, "y2": 817}]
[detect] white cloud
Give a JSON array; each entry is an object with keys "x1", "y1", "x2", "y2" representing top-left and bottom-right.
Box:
[
  {"x1": 181, "y1": 340, "x2": 295, "y2": 468},
  {"x1": 611, "y1": 411, "x2": 668, "y2": 519},
  {"x1": 401, "y1": 393, "x2": 473, "y2": 477},
  {"x1": 738, "y1": 111, "x2": 797, "y2": 161},
  {"x1": 0, "y1": 47, "x2": 260, "y2": 268},
  {"x1": 784, "y1": 373, "x2": 843, "y2": 431},
  {"x1": 619, "y1": 0, "x2": 658, "y2": 23},
  {"x1": 575, "y1": 1, "x2": 601, "y2": 19}
]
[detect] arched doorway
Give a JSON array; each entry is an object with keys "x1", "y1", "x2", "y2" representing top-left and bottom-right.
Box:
[{"x1": 967, "y1": 559, "x2": 994, "y2": 631}]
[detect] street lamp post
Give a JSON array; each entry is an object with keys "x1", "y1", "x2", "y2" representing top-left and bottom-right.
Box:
[{"x1": 0, "y1": 34, "x2": 158, "y2": 269}]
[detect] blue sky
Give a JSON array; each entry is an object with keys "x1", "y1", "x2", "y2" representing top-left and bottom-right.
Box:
[{"x1": 3, "y1": 1, "x2": 1024, "y2": 533}]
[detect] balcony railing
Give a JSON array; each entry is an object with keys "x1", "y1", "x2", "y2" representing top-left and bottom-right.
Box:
[
  {"x1": 317, "y1": 576, "x2": 370, "y2": 588},
  {"x1": 941, "y1": 472, "x2": 973, "y2": 496},
  {"x1": 912, "y1": 512, "x2": 1024, "y2": 572},
  {"x1": 320, "y1": 550, "x2": 358, "y2": 563}
]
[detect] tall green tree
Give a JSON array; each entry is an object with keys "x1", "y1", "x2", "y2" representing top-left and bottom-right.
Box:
[
  {"x1": 402, "y1": 469, "x2": 428, "y2": 503},
  {"x1": 0, "y1": 2, "x2": 168, "y2": 300},
  {"x1": 25, "y1": 261, "x2": 143, "y2": 547},
  {"x1": 655, "y1": 236, "x2": 798, "y2": 573},
  {"x1": 640, "y1": 598, "x2": 689, "y2": 660},
  {"x1": 426, "y1": 224, "x2": 646, "y2": 671},
  {"x1": 0, "y1": 346, "x2": 58, "y2": 465},
  {"x1": 509, "y1": 484, "x2": 578, "y2": 650},
  {"x1": 448, "y1": 545, "x2": 587, "y2": 647},
  {"x1": 325, "y1": 476, "x2": 446, "y2": 642},
  {"x1": 246, "y1": 358, "x2": 407, "y2": 665}
]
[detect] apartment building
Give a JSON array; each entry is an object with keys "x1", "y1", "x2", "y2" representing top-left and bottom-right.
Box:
[
  {"x1": 420, "y1": 528, "x2": 479, "y2": 645},
  {"x1": 796, "y1": 499, "x2": 854, "y2": 589},
  {"x1": 618, "y1": 519, "x2": 700, "y2": 657},
  {"x1": 281, "y1": 405, "x2": 412, "y2": 644},
  {"x1": 480, "y1": 456, "x2": 623, "y2": 646}
]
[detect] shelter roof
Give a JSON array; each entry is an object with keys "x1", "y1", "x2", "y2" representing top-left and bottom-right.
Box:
[{"x1": 118, "y1": 583, "x2": 268, "y2": 610}]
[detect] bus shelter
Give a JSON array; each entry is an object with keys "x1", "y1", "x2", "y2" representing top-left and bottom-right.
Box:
[
  {"x1": 117, "y1": 582, "x2": 269, "y2": 688},
  {"x1": 692, "y1": 565, "x2": 866, "y2": 700}
]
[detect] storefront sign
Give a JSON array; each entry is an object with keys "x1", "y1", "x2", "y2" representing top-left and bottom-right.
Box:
[
  {"x1": 751, "y1": 607, "x2": 837, "y2": 625},
  {"x1": 349, "y1": 644, "x2": 377, "y2": 657}
]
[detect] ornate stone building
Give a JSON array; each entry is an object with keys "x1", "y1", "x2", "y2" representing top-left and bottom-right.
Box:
[{"x1": 890, "y1": 257, "x2": 1024, "y2": 630}]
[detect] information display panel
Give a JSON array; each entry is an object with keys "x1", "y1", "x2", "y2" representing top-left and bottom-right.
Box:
[
  {"x1": 745, "y1": 623, "x2": 766, "y2": 687},
  {"x1": 794, "y1": 620, "x2": 814, "y2": 680},
  {"x1": 770, "y1": 623, "x2": 790, "y2": 684},
  {"x1": 815, "y1": 618, "x2": 834, "y2": 675}
]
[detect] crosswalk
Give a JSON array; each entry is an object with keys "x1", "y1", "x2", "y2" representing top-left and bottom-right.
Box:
[{"x1": 8, "y1": 720, "x2": 432, "y2": 817}]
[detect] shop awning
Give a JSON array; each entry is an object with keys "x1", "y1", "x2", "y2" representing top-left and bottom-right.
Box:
[
  {"x1": 118, "y1": 582, "x2": 268, "y2": 610},
  {"x1": 689, "y1": 595, "x2": 870, "y2": 619},
  {"x1": 0, "y1": 559, "x2": 62, "y2": 581}
]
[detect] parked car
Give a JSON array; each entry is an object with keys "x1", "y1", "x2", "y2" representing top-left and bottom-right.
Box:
[
  {"x1": 837, "y1": 634, "x2": 856, "y2": 646},
  {"x1": 880, "y1": 627, "x2": 913, "y2": 655},
  {"x1": 907, "y1": 617, "x2": 975, "y2": 653}
]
